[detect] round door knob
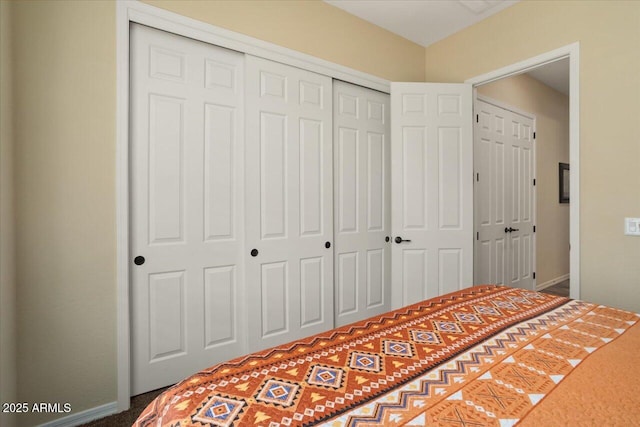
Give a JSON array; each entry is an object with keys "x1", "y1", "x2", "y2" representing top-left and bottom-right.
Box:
[
  {"x1": 250, "y1": 249, "x2": 259, "y2": 257},
  {"x1": 325, "y1": 241, "x2": 331, "y2": 249},
  {"x1": 134, "y1": 256, "x2": 145, "y2": 266},
  {"x1": 385, "y1": 236, "x2": 390, "y2": 242},
  {"x1": 505, "y1": 227, "x2": 510, "y2": 233}
]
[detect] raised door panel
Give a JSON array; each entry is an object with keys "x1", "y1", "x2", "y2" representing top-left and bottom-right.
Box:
[
  {"x1": 204, "y1": 104, "x2": 235, "y2": 241},
  {"x1": 204, "y1": 266, "x2": 236, "y2": 348},
  {"x1": 148, "y1": 271, "x2": 186, "y2": 361},
  {"x1": 261, "y1": 262, "x2": 289, "y2": 338},
  {"x1": 148, "y1": 95, "x2": 185, "y2": 244}
]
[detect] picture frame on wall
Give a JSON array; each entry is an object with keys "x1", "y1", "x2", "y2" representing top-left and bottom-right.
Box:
[{"x1": 559, "y1": 162, "x2": 570, "y2": 203}]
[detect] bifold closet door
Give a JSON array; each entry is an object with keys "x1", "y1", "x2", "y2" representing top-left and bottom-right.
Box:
[
  {"x1": 245, "y1": 55, "x2": 334, "y2": 351},
  {"x1": 130, "y1": 24, "x2": 246, "y2": 395},
  {"x1": 333, "y1": 81, "x2": 391, "y2": 327}
]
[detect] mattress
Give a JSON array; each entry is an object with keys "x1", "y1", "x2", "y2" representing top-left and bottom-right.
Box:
[{"x1": 133, "y1": 285, "x2": 640, "y2": 426}]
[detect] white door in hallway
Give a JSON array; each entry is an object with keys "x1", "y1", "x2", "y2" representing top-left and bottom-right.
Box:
[
  {"x1": 474, "y1": 97, "x2": 536, "y2": 290},
  {"x1": 390, "y1": 83, "x2": 473, "y2": 309},
  {"x1": 130, "y1": 24, "x2": 246, "y2": 395},
  {"x1": 333, "y1": 81, "x2": 391, "y2": 327},
  {"x1": 245, "y1": 56, "x2": 334, "y2": 351}
]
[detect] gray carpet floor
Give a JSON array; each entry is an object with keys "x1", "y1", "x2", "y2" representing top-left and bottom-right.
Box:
[
  {"x1": 79, "y1": 387, "x2": 168, "y2": 426},
  {"x1": 540, "y1": 279, "x2": 570, "y2": 297}
]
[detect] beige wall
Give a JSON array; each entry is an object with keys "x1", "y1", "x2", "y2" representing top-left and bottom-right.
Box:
[
  {"x1": 1, "y1": 2, "x2": 17, "y2": 426},
  {"x1": 142, "y1": 0, "x2": 425, "y2": 82},
  {"x1": 7, "y1": 1, "x2": 424, "y2": 424},
  {"x1": 424, "y1": 0, "x2": 640, "y2": 312},
  {"x1": 478, "y1": 74, "x2": 570, "y2": 287},
  {"x1": 11, "y1": 1, "x2": 117, "y2": 425}
]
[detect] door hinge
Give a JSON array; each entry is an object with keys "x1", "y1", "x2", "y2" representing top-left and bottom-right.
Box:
[
  {"x1": 533, "y1": 131, "x2": 536, "y2": 139},
  {"x1": 476, "y1": 114, "x2": 479, "y2": 123},
  {"x1": 476, "y1": 173, "x2": 479, "y2": 182},
  {"x1": 476, "y1": 231, "x2": 479, "y2": 241},
  {"x1": 533, "y1": 225, "x2": 536, "y2": 232},
  {"x1": 533, "y1": 272, "x2": 536, "y2": 279},
  {"x1": 533, "y1": 178, "x2": 536, "y2": 186}
]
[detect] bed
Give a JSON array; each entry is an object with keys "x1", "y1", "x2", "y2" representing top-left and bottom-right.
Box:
[{"x1": 133, "y1": 285, "x2": 640, "y2": 426}]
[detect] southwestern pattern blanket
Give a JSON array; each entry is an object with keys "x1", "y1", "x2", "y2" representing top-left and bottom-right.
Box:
[{"x1": 133, "y1": 285, "x2": 640, "y2": 426}]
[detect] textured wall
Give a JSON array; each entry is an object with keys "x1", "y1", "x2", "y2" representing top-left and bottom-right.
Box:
[{"x1": 1, "y1": 2, "x2": 17, "y2": 426}]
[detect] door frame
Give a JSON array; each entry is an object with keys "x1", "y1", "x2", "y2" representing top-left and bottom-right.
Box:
[
  {"x1": 466, "y1": 42, "x2": 580, "y2": 301},
  {"x1": 473, "y1": 94, "x2": 537, "y2": 289},
  {"x1": 115, "y1": 0, "x2": 391, "y2": 411}
]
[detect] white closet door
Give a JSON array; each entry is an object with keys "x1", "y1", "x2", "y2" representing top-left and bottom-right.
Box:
[
  {"x1": 390, "y1": 83, "x2": 473, "y2": 309},
  {"x1": 474, "y1": 97, "x2": 535, "y2": 290},
  {"x1": 130, "y1": 25, "x2": 246, "y2": 395},
  {"x1": 245, "y1": 55, "x2": 333, "y2": 351},
  {"x1": 333, "y1": 81, "x2": 391, "y2": 327}
]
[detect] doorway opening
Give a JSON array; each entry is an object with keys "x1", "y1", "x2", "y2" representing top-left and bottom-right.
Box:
[{"x1": 467, "y1": 43, "x2": 579, "y2": 300}]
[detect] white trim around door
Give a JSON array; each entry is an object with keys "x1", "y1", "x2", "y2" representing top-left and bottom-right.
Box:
[
  {"x1": 465, "y1": 42, "x2": 580, "y2": 302},
  {"x1": 116, "y1": 0, "x2": 391, "y2": 412}
]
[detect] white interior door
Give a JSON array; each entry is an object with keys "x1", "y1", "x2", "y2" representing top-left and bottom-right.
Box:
[
  {"x1": 130, "y1": 25, "x2": 246, "y2": 395},
  {"x1": 333, "y1": 81, "x2": 391, "y2": 327},
  {"x1": 474, "y1": 97, "x2": 536, "y2": 290},
  {"x1": 390, "y1": 83, "x2": 473, "y2": 309},
  {"x1": 245, "y1": 55, "x2": 333, "y2": 351}
]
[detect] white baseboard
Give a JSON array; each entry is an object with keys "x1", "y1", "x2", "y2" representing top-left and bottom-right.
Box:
[
  {"x1": 38, "y1": 402, "x2": 117, "y2": 427},
  {"x1": 536, "y1": 273, "x2": 570, "y2": 291}
]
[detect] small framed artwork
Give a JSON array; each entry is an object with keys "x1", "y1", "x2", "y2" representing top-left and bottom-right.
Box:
[{"x1": 559, "y1": 163, "x2": 570, "y2": 203}]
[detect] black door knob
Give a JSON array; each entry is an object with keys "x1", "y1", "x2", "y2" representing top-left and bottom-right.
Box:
[
  {"x1": 250, "y1": 249, "x2": 259, "y2": 257},
  {"x1": 505, "y1": 227, "x2": 510, "y2": 233},
  {"x1": 134, "y1": 256, "x2": 145, "y2": 266},
  {"x1": 395, "y1": 236, "x2": 412, "y2": 244},
  {"x1": 385, "y1": 236, "x2": 390, "y2": 242},
  {"x1": 325, "y1": 241, "x2": 331, "y2": 249}
]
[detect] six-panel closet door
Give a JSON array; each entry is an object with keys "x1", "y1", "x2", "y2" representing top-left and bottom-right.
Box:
[
  {"x1": 245, "y1": 56, "x2": 334, "y2": 351},
  {"x1": 130, "y1": 25, "x2": 246, "y2": 395},
  {"x1": 333, "y1": 81, "x2": 391, "y2": 327}
]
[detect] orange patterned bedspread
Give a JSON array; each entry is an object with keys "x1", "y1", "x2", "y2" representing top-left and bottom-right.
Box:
[{"x1": 133, "y1": 285, "x2": 640, "y2": 426}]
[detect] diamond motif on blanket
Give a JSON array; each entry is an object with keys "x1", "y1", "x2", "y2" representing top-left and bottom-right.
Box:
[
  {"x1": 192, "y1": 395, "x2": 245, "y2": 427},
  {"x1": 383, "y1": 340, "x2": 414, "y2": 357},
  {"x1": 454, "y1": 312, "x2": 484, "y2": 324},
  {"x1": 307, "y1": 365, "x2": 345, "y2": 389},
  {"x1": 349, "y1": 352, "x2": 382, "y2": 372},
  {"x1": 411, "y1": 329, "x2": 443, "y2": 344},
  {"x1": 256, "y1": 379, "x2": 300, "y2": 407},
  {"x1": 433, "y1": 320, "x2": 464, "y2": 334}
]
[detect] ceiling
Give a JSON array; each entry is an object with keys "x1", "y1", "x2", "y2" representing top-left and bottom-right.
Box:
[
  {"x1": 325, "y1": 0, "x2": 569, "y2": 95},
  {"x1": 526, "y1": 58, "x2": 570, "y2": 95},
  {"x1": 324, "y1": 0, "x2": 519, "y2": 48}
]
